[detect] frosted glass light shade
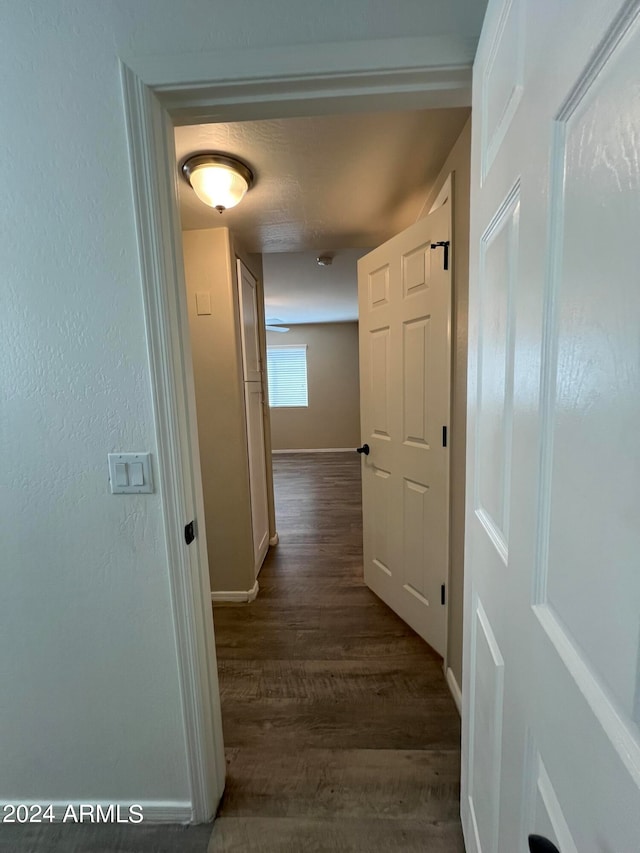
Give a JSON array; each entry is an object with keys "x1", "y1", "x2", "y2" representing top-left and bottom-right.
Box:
[
  {"x1": 182, "y1": 154, "x2": 254, "y2": 212},
  {"x1": 189, "y1": 163, "x2": 247, "y2": 210}
]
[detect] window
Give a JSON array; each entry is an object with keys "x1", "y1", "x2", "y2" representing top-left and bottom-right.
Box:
[{"x1": 266, "y1": 345, "x2": 308, "y2": 407}]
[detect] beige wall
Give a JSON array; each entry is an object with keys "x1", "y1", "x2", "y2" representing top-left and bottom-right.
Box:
[
  {"x1": 267, "y1": 322, "x2": 361, "y2": 450},
  {"x1": 183, "y1": 228, "x2": 256, "y2": 594},
  {"x1": 421, "y1": 116, "x2": 471, "y2": 692}
]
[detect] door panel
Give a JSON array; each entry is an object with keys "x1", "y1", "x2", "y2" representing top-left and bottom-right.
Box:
[
  {"x1": 368, "y1": 264, "x2": 390, "y2": 308},
  {"x1": 475, "y1": 185, "x2": 519, "y2": 562},
  {"x1": 468, "y1": 597, "x2": 504, "y2": 853},
  {"x1": 371, "y1": 468, "x2": 392, "y2": 575},
  {"x1": 402, "y1": 243, "x2": 431, "y2": 297},
  {"x1": 358, "y1": 204, "x2": 451, "y2": 656},
  {"x1": 370, "y1": 328, "x2": 391, "y2": 439},
  {"x1": 402, "y1": 477, "x2": 431, "y2": 600},
  {"x1": 464, "y1": 2, "x2": 640, "y2": 851},
  {"x1": 542, "y1": 35, "x2": 640, "y2": 712},
  {"x1": 402, "y1": 317, "x2": 431, "y2": 447}
]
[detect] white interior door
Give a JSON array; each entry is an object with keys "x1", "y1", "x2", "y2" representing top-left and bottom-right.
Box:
[
  {"x1": 237, "y1": 259, "x2": 262, "y2": 383},
  {"x1": 358, "y1": 203, "x2": 451, "y2": 657},
  {"x1": 463, "y1": 2, "x2": 640, "y2": 851}
]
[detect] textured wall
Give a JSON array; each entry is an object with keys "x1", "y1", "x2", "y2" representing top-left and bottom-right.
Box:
[
  {"x1": 0, "y1": 4, "x2": 191, "y2": 806},
  {"x1": 267, "y1": 323, "x2": 361, "y2": 450},
  {"x1": 112, "y1": 0, "x2": 486, "y2": 55},
  {"x1": 0, "y1": 0, "x2": 482, "y2": 809}
]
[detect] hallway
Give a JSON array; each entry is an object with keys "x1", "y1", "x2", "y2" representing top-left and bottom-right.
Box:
[{"x1": 209, "y1": 452, "x2": 463, "y2": 851}]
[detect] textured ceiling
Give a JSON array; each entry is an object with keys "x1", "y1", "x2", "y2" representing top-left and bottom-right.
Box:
[
  {"x1": 262, "y1": 250, "x2": 367, "y2": 325},
  {"x1": 175, "y1": 108, "x2": 469, "y2": 253}
]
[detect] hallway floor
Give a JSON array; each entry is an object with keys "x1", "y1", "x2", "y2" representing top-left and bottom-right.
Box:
[{"x1": 209, "y1": 452, "x2": 463, "y2": 852}]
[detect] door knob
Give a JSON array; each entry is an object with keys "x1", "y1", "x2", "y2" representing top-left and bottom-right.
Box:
[
  {"x1": 528, "y1": 835, "x2": 560, "y2": 853},
  {"x1": 356, "y1": 444, "x2": 370, "y2": 456}
]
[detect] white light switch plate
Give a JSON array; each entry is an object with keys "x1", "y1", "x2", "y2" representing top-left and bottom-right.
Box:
[
  {"x1": 196, "y1": 291, "x2": 212, "y2": 315},
  {"x1": 108, "y1": 453, "x2": 153, "y2": 494}
]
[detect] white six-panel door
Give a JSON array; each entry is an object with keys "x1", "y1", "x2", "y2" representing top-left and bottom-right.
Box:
[
  {"x1": 358, "y1": 203, "x2": 451, "y2": 657},
  {"x1": 463, "y1": 1, "x2": 640, "y2": 851}
]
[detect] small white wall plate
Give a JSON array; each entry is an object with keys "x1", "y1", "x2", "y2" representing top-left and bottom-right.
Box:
[{"x1": 108, "y1": 452, "x2": 154, "y2": 494}]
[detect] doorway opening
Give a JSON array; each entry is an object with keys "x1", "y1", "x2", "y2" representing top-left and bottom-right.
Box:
[
  {"x1": 172, "y1": 106, "x2": 470, "y2": 841},
  {"x1": 120, "y1": 50, "x2": 474, "y2": 822}
]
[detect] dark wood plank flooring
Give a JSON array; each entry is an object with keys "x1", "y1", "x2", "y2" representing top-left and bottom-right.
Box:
[{"x1": 209, "y1": 452, "x2": 463, "y2": 852}]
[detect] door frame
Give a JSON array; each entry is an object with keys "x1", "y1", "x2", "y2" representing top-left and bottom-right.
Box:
[
  {"x1": 119, "y1": 40, "x2": 474, "y2": 821},
  {"x1": 429, "y1": 173, "x2": 455, "y2": 683}
]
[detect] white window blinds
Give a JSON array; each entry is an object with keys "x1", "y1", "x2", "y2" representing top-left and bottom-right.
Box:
[{"x1": 266, "y1": 345, "x2": 308, "y2": 407}]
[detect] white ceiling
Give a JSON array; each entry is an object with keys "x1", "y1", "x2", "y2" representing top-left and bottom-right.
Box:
[
  {"x1": 175, "y1": 108, "x2": 469, "y2": 254},
  {"x1": 262, "y1": 250, "x2": 367, "y2": 325},
  {"x1": 176, "y1": 107, "x2": 469, "y2": 323}
]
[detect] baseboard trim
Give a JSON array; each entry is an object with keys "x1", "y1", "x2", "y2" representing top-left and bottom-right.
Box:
[
  {"x1": 269, "y1": 532, "x2": 279, "y2": 546},
  {"x1": 446, "y1": 666, "x2": 462, "y2": 716},
  {"x1": 133, "y1": 803, "x2": 193, "y2": 823},
  {"x1": 211, "y1": 580, "x2": 259, "y2": 603},
  {"x1": 272, "y1": 448, "x2": 355, "y2": 454},
  {"x1": 0, "y1": 801, "x2": 193, "y2": 824}
]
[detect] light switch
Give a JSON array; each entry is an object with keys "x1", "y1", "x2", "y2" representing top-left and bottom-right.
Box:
[
  {"x1": 196, "y1": 291, "x2": 212, "y2": 315},
  {"x1": 108, "y1": 453, "x2": 153, "y2": 494},
  {"x1": 115, "y1": 462, "x2": 129, "y2": 487}
]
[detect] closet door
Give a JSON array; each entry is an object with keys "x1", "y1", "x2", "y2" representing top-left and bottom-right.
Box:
[{"x1": 244, "y1": 382, "x2": 269, "y2": 575}]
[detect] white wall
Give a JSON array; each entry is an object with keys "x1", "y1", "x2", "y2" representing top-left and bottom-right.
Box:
[
  {"x1": 111, "y1": 1, "x2": 486, "y2": 56},
  {"x1": 2, "y1": 5, "x2": 192, "y2": 809},
  {"x1": 0, "y1": 1, "x2": 482, "y2": 811}
]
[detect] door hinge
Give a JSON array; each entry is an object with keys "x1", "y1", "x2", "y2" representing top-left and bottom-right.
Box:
[
  {"x1": 442, "y1": 425, "x2": 448, "y2": 447},
  {"x1": 431, "y1": 240, "x2": 450, "y2": 270},
  {"x1": 184, "y1": 520, "x2": 196, "y2": 545},
  {"x1": 441, "y1": 584, "x2": 446, "y2": 605}
]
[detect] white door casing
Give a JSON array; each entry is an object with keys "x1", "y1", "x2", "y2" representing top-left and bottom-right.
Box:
[
  {"x1": 463, "y1": 1, "x2": 640, "y2": 852},
  {"x1": 244, "y1": 381, "x2": 270, "y2": 576},
  {"x1": 237, "y1": 259, "x2": 262, "y2": 383},
  {"x1": 237, "y1": 260, "x2": 270, "y2": 577},
  {"x1": 358, "y1": 204, "x2": 451, "y2": 657}
]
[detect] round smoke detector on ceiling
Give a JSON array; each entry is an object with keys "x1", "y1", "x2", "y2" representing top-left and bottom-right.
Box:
[{"x1": 317, "y1": 255, "x2": 333, "y2": 266}]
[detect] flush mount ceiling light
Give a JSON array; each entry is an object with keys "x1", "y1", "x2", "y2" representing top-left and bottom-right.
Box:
[{"x1": 181, "y1": 153, "x2": 254, "y2": 213}]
